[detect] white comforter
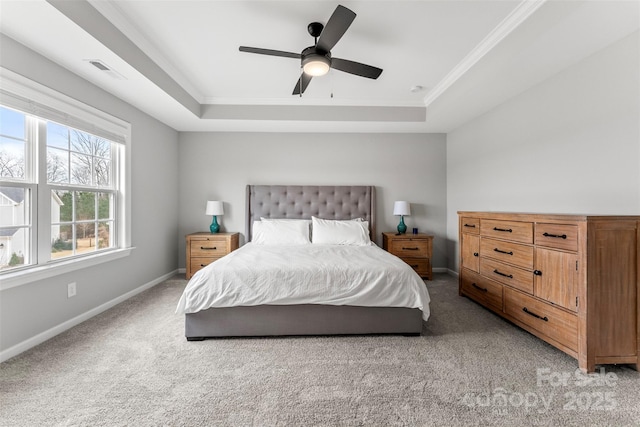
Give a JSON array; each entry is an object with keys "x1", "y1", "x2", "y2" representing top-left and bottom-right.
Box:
[{"x1": 176, "y1": 243, "x2": 430, "y2": 321}]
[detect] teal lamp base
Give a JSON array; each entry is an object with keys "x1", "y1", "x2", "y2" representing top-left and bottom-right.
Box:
[
  {"x1": 210, "y1": 215, "x2": 220, "y2": 234},
  {"x1": 397, "y1": 216, "x2": 407, "y2": 234}
]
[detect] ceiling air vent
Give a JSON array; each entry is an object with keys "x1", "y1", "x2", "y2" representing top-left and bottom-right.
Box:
[{"x1": 87, "y1": 59, "x2": 126, "y2": 80}]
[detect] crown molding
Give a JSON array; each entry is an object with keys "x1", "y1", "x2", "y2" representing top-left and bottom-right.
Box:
[{"x1": 423, "y1": 0, "x2": 547, "y2": 107}]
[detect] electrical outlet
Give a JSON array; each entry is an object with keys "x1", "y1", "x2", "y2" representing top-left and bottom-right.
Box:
[{"x1": 67, "y1": 282, "x2": 77, "y2": 298}]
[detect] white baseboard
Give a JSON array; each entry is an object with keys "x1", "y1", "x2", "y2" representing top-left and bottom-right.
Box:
[{"x1": 0, "y1": 269, "x2": 179, "y2": 363}]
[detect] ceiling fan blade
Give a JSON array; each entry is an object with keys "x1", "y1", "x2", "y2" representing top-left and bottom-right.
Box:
[
  {"x1": 239, "y1": 46, "x2": 301, "y2": 59},
  {"x1": 292, "y1": 73, "x2": 313, "y2": 95},
  {"x1": 316, "y1": 5, "x2": 356, "y2": 53},
  {"x1": 331, "y1": 58, "x2": 383, "y2": 79}
]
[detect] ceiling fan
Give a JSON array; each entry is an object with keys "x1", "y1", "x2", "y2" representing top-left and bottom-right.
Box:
[{"x1": 239, "y1": 4, "x2": 383, "y2": 96}]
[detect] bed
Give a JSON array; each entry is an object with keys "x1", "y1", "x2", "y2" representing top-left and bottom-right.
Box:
[{"x1": 177, "y1": 185, "x2": 430, "y2": 340}]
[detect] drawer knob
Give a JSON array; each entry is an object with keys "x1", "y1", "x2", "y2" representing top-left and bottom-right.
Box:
[
  {"x1": 533, "y1": 270, "x2": 542, "y2": 276},
  {"x1": 472, "y1": 282, "x2": 488, "y2": 292},
  {"x1": 473, "y1": 252, "x2": 479, "y2": 257},
  {"x1": 523, "y1": 307, "x2": 549, "y2": 322},
  {"x1": 494, "y1": 248, "x2": 514, "y2": 255},
  {"x1": 493, "y1": 269, "x2": 513, "y2": 279},
  {"x1": 493, "y1": 227, "x2": 512, "y2": 233},
  {"x1": 542, "y1": 232, "x2": 567, "y2": 239}
]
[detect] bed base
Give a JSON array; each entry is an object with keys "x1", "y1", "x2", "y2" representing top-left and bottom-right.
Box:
[{"x1": 185, "y1": 304, "x2": 423, "y2": 339}]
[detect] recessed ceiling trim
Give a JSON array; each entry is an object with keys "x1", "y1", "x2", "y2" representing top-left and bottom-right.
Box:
[
  {"x1": 87, "y1": 0, "x2": 205, "y2": 104},
  {"x1": 423, "y1": 0, "x2": 547, "y2": 107}
]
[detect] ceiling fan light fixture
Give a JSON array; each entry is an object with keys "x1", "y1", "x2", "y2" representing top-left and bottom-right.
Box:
[{"x1": 302, "y1": 54, "x2": 331, "y2": 77}]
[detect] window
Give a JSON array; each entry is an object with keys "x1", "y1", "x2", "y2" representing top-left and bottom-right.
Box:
[{"x1": 0, "y1": 68, "x2": 131, "y2": 287}]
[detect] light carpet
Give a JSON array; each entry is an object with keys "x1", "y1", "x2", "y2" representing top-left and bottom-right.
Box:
[{"x1": 1, "y1": 274, "x2": 639, "y2": 426}]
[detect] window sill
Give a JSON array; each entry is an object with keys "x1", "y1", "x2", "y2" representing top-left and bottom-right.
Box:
[{"x1": 0, "y1": 247, "x2": 135, "y2": 291}]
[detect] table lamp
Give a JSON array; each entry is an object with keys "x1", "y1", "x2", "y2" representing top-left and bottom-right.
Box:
[
  {"x1": 393, "y1": 201, "x2": 411, "y2": 234},
  {"x1": 205, "y1": 201, "x2": 224, "y2": 233}
]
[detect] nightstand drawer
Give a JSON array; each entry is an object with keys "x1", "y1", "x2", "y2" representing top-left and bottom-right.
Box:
[
  {"x1": 189, "y1": 257, "x2": 220, "y2": 276},
  {"x1": 401, "y1": 257, "x2": 430, "y2": 277},
  {"x1": 388, "y1": 239, "x2": 429, "y2": 257},
  {"x1": 190, "y1": 239, "x2": 228, "y2": 257}
]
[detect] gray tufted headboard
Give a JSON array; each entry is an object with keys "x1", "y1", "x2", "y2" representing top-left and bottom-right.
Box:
[{"x1": 246, "y1": 185, "x2": 376, "y2": 242}]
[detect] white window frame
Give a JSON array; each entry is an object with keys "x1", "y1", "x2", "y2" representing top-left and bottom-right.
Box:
[{"x1": 0, "y1": 68, "x2": 132, "y2": 290}]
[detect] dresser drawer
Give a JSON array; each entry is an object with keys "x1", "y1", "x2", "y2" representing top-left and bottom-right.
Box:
[
  {"x1": 535, "y1": 223, "x2": 578, "y2": 252},
  {"x1": 402, "y1": 257, "x2": 430, "y2": 277},
  {"x1": 480, "y1": 258, "x2": 533, "y2": 294},
  {"x1": 389, "y1": 239, "x2": 429, "y2": 257},
  {"x1": 461, "y1": 217, "x2": 480, "y2": 235},
  {"x1": 481, "y1": 219, "x2": 533, "y2": 244},
  {"x1": 504, "y1": 287, "x2": 577, "y2": 351},
  {"x1": 190, "y1": 239, "x2": 228, "y2": 257},
  {"x1": 189, "y1": 257, "x2": 219, "y2": 276},
  {"x1": 461, "y1": 268, "x2": 503, "y2": 313},
  {"x1": 480, "y1": 238, "x2": 533, "y2": 270}
]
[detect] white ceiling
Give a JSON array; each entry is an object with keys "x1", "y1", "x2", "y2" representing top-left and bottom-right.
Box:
[{"x1": 0, "y1": 0, "x2": 638, "y2": 133}]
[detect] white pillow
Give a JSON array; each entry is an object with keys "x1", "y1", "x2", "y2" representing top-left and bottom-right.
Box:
[
  {"x1": 311, "y1": 216, "x2": 371, "y2": 246},
  {"x1": 252, "y1": 220, "x2": 311, "y2": 245}
]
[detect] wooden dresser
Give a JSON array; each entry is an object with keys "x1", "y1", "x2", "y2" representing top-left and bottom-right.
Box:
[
  {"x1": 458, "y1": 212, "x2": 639, "y2": 372},
  {"x1": 186, "y1": 232, "x2": 239, "y2": 279},
  {"x1": 383, "y1": 232, "x2": 433, "y2": 280}
]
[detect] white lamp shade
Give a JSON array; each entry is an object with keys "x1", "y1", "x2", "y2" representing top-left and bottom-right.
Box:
[
  {"x1": 205, "y1": 201, "x2": 224, "y2": 216},
  {"x1": 393, "y1": 201, "x2": 411, "y2": 216}
]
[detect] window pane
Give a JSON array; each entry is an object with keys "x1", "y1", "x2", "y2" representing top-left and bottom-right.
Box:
[
  {"x1": 97, "y1": 193, "x2": 111, "y2": 219},
  {"x1": 76, "y1": 223, "x2": 96, "y2": 255},
  {"x1": 96, "y1": 159, "x2": 110, "y2": 187},
  {"x1": 0, "y1": 107, "x2": 25, "y2": 139},
  {"x1": 52, "y1": 190, "x2": 72, "y2": 222},
  {"x1": 70, "y1": 153, "x2": 91, "y2": 185},
  {"x1": 46, "y1": 122, "x2": 69, "y2": 149},
  {"x1": 47, "y1": 147, "x2": 69, "y2": 183},
  {"x1": 70, "y1": 129, "x2": 93, "y2": 154},
  {"x1": 98, "y1": 221, "x2": 112, "y2": 249},
  {"x1": 95, "y1": 138, "x2": 111, "y2": 160},
  {"x1": 51, "y1": 224, "x2": 73, "y2": 259},
  {"x1": 1, "y1": 227, "x2": 30, "y2": 270},
  {"x1": 75, "y1": 191, "x2": 95, "y2": 221},
  {"x1": 0, "y1": 186, "x2": 27, "y2": 226},
  {"x1": 0, "y1": 136, "x2": 25, "y2": 180}
]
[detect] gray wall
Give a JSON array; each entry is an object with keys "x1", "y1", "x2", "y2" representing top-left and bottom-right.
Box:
[
  {"x1": 0, "y1": 36, "x2": 180, "y2": 353},
  {"x1": 178, "y1": 132, "x2": 448, "y2": 269},
  {"x1": 446, "y1": 31, "x2": 640, "y2": 271}
]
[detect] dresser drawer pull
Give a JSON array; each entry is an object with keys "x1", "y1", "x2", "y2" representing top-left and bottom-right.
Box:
[
  {"x1": 472, "y1": 283, "x2": 488, "y2": 293},
  {"x1": 201, "y1": 246, "x2": 218, "y2": 250},
  {"x1": 473, "y1": 252, "x2": 479, "y2": 257},
  {"x1": 493, "y1": 227, "x2": 512, "y2": 233},
  {"x1": 410, "y1": 264, "x2": 419, "y2": 269},
  {"x1": 542, "y1": 232, "x2": 567, "y2": 239},
  {"x1": 402, "y1": 247, "x2": 420, "y2": 251},
  {"x1": 464, "y1": 224, "x2": 476, "y2": 228},
  {"x1": 533, "y1": 270, "x2": 542, "y2": 276},
  {"x1": 493, "y1": 269, "x2": 513, "y2": 279},
  {"x1": 200, "y1": 264, "x2": 207, "y2": 267},
  {"x1": 494, "y1": 248, "x2": 513, "y2": 255},
  {"x1": 523, "y1": 307, "x2": 548, "y2": 322}
]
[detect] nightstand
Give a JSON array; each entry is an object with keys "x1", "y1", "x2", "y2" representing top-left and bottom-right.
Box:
[
  {"x1": 382, "y1": 232, "x2": 433, "y2": 280},
  {"x1": 186, "y1": 232, "x2": 239, "y2": 279}
]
